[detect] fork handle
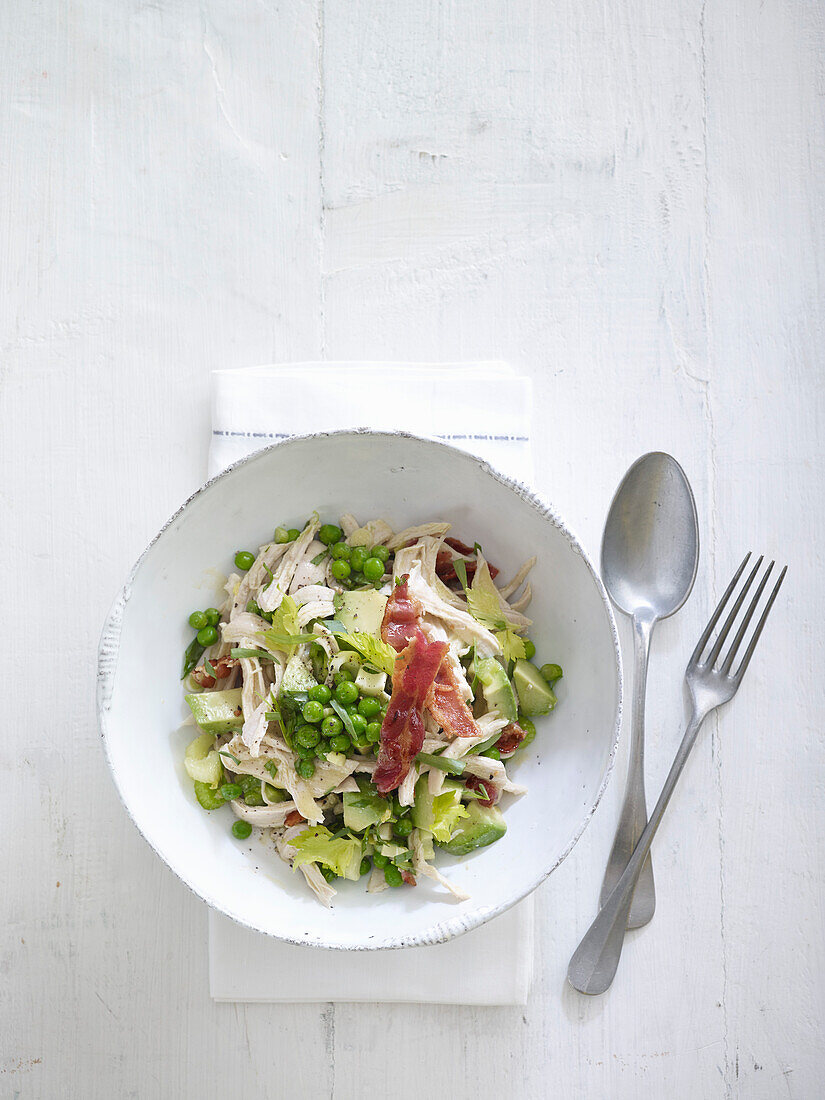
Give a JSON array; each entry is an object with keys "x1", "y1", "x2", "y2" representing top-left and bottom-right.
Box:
[{"x1": 568, "y1": 708, "x2": 706, "y2": 995}]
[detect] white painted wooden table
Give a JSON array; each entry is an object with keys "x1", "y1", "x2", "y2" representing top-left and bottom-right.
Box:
[{"x1": 2, "y1": 2, "x2": 822, "y2": 1097}]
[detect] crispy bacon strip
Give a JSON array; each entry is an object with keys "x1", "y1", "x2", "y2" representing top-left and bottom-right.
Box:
[
  {"x1": 382, "y1": 577, "x2": 481, "y2": 738},
  {"x1": 427, "y1": 659, "x2": 481, "y2": 738},
  {"x1": 381, "y1": 578, "x2": 426, "y2": 650},
  {"x1": 496, "y1": 721, "x2": 527, "y2": 756},
  {"x1": 374, "y1": 634, "x2": 448, "y2": 794}
]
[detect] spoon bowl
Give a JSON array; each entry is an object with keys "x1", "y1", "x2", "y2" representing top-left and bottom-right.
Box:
[{"x1": 602, "y1": 452, "x2": 700, "y2": 621}]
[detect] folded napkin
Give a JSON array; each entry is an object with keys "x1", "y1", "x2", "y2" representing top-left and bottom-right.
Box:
[{"x1": 208, "y1": 361, "x2": 535, "y2": 1005}]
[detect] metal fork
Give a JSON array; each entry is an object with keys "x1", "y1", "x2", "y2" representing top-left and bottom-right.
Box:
[{"x1": 568, "y1": 553, "x2": 787, "y2": 995}]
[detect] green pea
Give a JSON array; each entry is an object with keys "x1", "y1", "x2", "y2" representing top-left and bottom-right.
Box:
[
  {"x1": 372, "y1": 545, "x2": 390, "y2": 563},
  {"x1": 319, "y1": 524, "x2": 343, "y2": 546},
  {"x1": 334, "y1": 681, "x2": 359, "y2": 706},
  {"x1": 322, "y1": 714, "x2": 343, "y2": 738},
  {"x1": 330, "y1": 734, "x2": 352, "y2": 754},
  {"x1": 308, "y1": 683, "x2": 332, "y2": 704},
  {"x1": 296, "y1": 758, "x2": 315, "y2": 779},
  {"x1": 358, "y1": 697, "x2": 381, "y2": 718},
  {"x1": 391, "y1": 796, "x2": 403, "y2": 817},
  {"x1": 265, "y1": 784, "x2": 287, "y2": 802},
  {"x1": 331, "y1": 559, "x2": 351, "y2": 581},
  {"x1": 244, "y1": 787, "x2": 265, "y2": 807},
  {"x1": 205, "y1": 608, "x2": 221, "y2": 627},
  {"x1": 274, "y1": 526, "x2": 290, "y2": 544},
  {"x1": 360, "y1": 857, "x2": 371, "y2": 876},
  {"x1": 189, "y1": 610, "x2": 208, "y2": 630},
  {"x1": 287, "y1": 528, "x2": 300, "y2": 541},
  {"x1": 232, "y1": 820, "x2": 252, "y2": 840},
  {"x1": 350, "y1": 547, "x2": 368, "y2": 572},
  {"x1": 540, "y1": 663, "x2": 563, "y2": 686},
  {"x1": 331, "y1": 541, "x2": 351, "y2": 560},
  {"x1": 523, "y1": 638, "x2": 536, "y2": 660},
  {"x1": 349, "y1": 713, "x2": 367, "y2": 737},
  {"x1": 393, "y1": 817, "x2": 413, "y2": 838},
  {"x1": 220, "y1": 783, "x2": 242, "y2": 801},
  {"x1": 384, "y1": 865, "x2": 403, "y2": 887},
  {"x1": 302, "y1": 700, "x2": 325, "y2": 724},
  {"x1": 362, "y1": 556, "x2": 384, "y2": 583},
  {"x1": 483, "y1": 747, "x2": 501, "y2": 761},
  {"x1": 365, "y1": 721, "x2": 382, "y2": 743},
  {"x1": 519, "y1": 717, "x2": 537, "y2": 748},
  {"x1": 196, "y1": 625, "x2": 218, "y2": 646},
  {"x1": 320, "y1": 866, "x2": 336, "y2": 883},
  {"x1": 295, "y1": 724, "x2": 321, "y2": 748},
  {"x1": 334, "y1": 669, "x2": 354, "y2": 683},
  {"x1": 372, "y1": 852, "x2": 388, "y2": 869},
  {"x1": 234, "y1": 550, "x2": 255, "y2": 571}
]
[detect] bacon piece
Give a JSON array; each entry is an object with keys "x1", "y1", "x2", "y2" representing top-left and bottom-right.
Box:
[
  {"x1": 381, "y1": 576, "x2": 426, "y2": 651},
  {"x1": 383, "y1": 575, "x2": 481, "y2": 739},
  {"x1": 374, "y1": 634, "x2": 448, "y2": 794},
  {"x1": 426, "y1": 659, "x2": 482, "y2": 738},
  {"x1": 465, "y1": 775, "x2": 498, "y2": 807},
  {"x1": 400, "y1": 870, "x2": 417, "y2": 886},
  {"x1": 284, "y1": 810, "x2": 306, "y2": 827},
  {"x1": 496, "y1": 721, "x2": 527, "y2": 756},
  {"x1": 190, "y1": 656, "x2": 238, "y2": 689}
]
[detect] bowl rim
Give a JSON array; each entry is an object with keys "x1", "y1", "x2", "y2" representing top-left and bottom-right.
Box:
[{"x1": 97, "y1": 428, "x2": 623, "y2": 950}]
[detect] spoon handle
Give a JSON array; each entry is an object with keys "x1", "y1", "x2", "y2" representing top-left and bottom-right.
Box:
[{"x1": 599, "y1": 612, "x2": 655, "y2": 928}]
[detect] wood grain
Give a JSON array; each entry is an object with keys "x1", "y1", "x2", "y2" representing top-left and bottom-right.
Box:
[{"x1": 1, "y1": 0, "x2": 822, "y2": 1096}]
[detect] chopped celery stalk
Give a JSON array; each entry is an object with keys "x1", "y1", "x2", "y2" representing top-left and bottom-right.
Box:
[
  {"x1": 185, "y1": 733, "x2": 213, "y2": 762},
  {"x1": 193, "y1": 780, "x2": 225, "y2": 810}
]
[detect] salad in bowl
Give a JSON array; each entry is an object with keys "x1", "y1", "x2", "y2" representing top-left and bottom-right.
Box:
[{"x1": 180, "y1": 512, "x2": 563, "y2": 906}]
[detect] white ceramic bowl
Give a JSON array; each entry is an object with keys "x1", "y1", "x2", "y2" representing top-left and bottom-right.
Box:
[{"x1": 98, "y1": 431, "x2": 621, "y2": 949}]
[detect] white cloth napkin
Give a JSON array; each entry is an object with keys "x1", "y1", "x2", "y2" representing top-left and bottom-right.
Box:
[{"x1": 208, "y1": 361, "x2": 535, "y2": 1005}]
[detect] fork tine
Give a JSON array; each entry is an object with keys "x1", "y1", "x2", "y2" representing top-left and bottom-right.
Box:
[
  {"x1": 734, "y1": 565, "x2": 787, "y2": 680},
  {"x1": 721, "y1": 560, "x2": 774, "y2": 674},
  {"x1": 690, "y1": 552, "x2": 752, "y2": 665},
  {"x1": 704, "y1": 555, "x2": 764, "y2": 668}
]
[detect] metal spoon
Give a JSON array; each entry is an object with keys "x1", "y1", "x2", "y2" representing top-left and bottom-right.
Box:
[{"x1": 598, "y1": 452, "x2": 699, "y2": 928}]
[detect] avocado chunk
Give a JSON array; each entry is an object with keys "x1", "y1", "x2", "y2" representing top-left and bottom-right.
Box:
[
  {"x1": 411, "y1": 776, "x2": 468, "y2": 842},
  {"x1": 437, "y1": 801, "x2": 507, "y2": 855},
  {"x1": 513, "y1": 659, "x2": 557, "y2": 717},
  {"x1": 185, "y1": 688, "x2": 244, "y2": 735},
  {"x1": 337, "y1": 590, "x2": 388, "y2": 637},
  {"x1": 474, "y1": 656, "x2": 518, "y2": 721},
  {"x1": 281, "y1": 654, "x2": 317, "y2": 693},
  {"x1": 343, "y1": 783, "x2": 392, "y2": 832}
]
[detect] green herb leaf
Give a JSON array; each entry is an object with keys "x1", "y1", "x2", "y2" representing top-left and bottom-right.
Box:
[
  {"x1": 311, "y1": 549, "x2": 329, "y2": 565},
  {"x1": 494, "y1": 628, "x2": 527, "y2": 662},
  {"x1": 465, "y1": 587, "x2": 507, "y2": 630},
  {"x1": 204, "y1": 659, "x2": 218, "y2": 679},
  {"x1": 337, "y1": 632, "x2": 396, "y2": 676},
  {"x1": 471, "y1": 730, "x2": 502, "y2": 756},
  {"x1": 260, "y1": 596, "x2": 315, "y2": 653},
  {"x1": 218, "y1": 749, "x2": 241, "y2": 765},
  {"x1": 330, "y1": 698, "x2": 357, "y2": 740},
  {"x1": 453, "y1": 557, "x2": 469, "y2": 591},
  {"x1": 231, "y1": 647, "x2": 277, "y2": 660},
  {"x1": 265, "y1": 760, "x2": 278, "y2": 778},
  {"x1": 181, "y1": 637, "x2": 205, "y2": 680},
  {"x1": 414, "y1": 751, "x2": 466, "y2": 776}
]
